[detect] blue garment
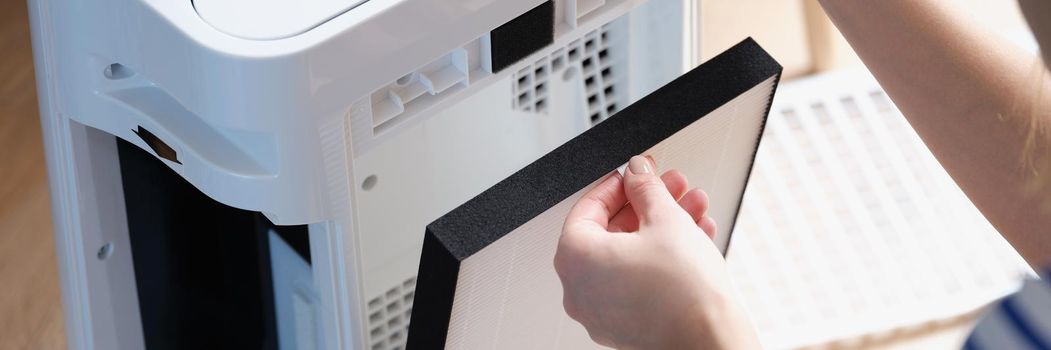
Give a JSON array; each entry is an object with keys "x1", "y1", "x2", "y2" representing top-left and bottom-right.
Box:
[{"x1": 965, "y1": 275, "x2": 1051, "y2": 350}]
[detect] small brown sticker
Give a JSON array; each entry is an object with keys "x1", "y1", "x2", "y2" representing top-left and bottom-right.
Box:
[{"x1": 133, "y1": 126, "x2": 181, "y2": 165}]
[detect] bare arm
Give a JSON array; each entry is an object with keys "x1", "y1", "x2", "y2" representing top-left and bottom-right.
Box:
[{"x1": 817, "y1": 0, "x2": 1051, "y2": 268}]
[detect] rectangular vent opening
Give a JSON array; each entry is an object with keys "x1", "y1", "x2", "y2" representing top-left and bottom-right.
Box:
[
  {"x1": 511, "y1": 24, "x2": 622, "y2": 123},
  {"x1": 367, "y1": 276, "x2": 417, "y2": 350}
]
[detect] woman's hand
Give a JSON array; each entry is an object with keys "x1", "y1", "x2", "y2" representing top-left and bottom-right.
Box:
[{"x1": 554, "y1": 155, "x2": 760, "y2": 350}]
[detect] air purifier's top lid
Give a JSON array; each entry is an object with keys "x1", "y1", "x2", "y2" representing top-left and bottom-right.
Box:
[
  {"x1": 193, "y1": 0, "x2": 368, "y2": 40},
  {"x1": 406, "y1": 38, "x2": 782, "y2": 349}
]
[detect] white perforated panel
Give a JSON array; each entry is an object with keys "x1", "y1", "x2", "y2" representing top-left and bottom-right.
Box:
[
  {"x1": 728, "y1": 70, "x2": 1031, "y2": 349},
  {"x1": 365, "y1": 277, "x2": 417, "y2": 350},
  {"x1": 512, "y1": 24, "x2": 622, "y2": 124}
]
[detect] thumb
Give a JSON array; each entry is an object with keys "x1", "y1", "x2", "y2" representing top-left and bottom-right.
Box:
[{"x1": 623, "y1": 155, "x2": 680, "y2": 225}]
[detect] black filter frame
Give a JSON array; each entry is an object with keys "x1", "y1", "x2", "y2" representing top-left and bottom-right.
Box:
[{"x1": 406, "y1": 38, "x2": 783, "y2": 349}]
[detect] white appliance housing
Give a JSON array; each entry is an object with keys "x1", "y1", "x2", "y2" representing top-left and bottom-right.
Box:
[{"x1": 27, "y1": 0, "x2": 698, "y2": 348}]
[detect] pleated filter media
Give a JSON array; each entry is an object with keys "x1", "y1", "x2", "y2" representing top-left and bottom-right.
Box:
[{"x1": 407, "y1": 39, "x2": 783, "y2": 349}]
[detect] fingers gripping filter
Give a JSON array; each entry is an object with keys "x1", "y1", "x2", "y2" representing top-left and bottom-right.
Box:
[{"x1": 407, "y1": 38, "x2": 782, "y2": 349}]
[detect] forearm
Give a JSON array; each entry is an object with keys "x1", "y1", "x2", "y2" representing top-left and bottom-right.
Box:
[
  {"x1": 689, "y1": 295, "x2": 762, "y2": 350},
  {"x1": 818, "y1": 0, "x2": 1051, "y2": 268},
  {"x1": 650, "y1": 289, "x2": 761, "y2": 350}
]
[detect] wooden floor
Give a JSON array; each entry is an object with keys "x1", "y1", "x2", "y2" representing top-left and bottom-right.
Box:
[{"x1": 0, "y1": 0, "x2": 67, "y2": 349}]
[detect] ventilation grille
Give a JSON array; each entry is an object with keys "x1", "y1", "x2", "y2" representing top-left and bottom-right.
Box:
[
  {"x1": 366, "y1": 277, "x2": 417, "y2": 350},
  {"x1": 512, "y1": 25, "x2": 620, "y2": 124}
]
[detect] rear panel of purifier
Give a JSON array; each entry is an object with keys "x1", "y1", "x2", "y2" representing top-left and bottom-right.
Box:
[{"x1": 345, "y1": 1, "x2": 692, "y2": 348}]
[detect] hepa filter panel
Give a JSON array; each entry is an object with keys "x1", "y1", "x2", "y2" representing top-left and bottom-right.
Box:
[{"x1": 407, "y1": 38, "x2": 783, "y2": 349}]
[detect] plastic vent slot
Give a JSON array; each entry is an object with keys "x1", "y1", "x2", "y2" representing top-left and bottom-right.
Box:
[
  {"x1": 366, "y1": 276, "x2": 417, "y2": 350},
  {"x1": 371, "y1": 49, "x2": 470, "y2": 134},
  {"x1": 571, "y1": 0, "x2": 605, "y2": 20},
  {"x1": 511, "y1": 25, "x2": 620, "y2": 125},
  {"x1": 559, "y1": 0, "x2": 608, "y2": 28}
]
